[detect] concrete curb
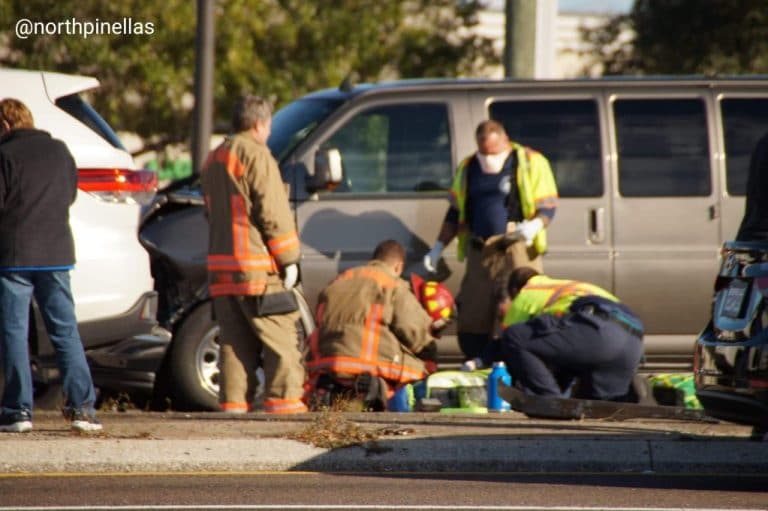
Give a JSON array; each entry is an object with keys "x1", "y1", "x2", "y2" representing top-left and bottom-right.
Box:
[{"x1": 1, "y1": 437, "x2": 766, "y2": 474}]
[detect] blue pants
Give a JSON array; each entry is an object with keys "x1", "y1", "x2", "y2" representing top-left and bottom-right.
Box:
[
  {"x1": 497, "y1": 312, "x2": 644, "y2": 400},
  {"x1": 0, "y1": 271, "x2": 96, "y2": 416}
]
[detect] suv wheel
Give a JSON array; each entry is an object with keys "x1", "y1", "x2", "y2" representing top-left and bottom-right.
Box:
[{"x1": 169, "y1": 302, "x2": 220, "y2": 411}]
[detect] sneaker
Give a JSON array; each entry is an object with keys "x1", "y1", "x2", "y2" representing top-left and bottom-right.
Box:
[
  {"x1": 0, "y1": 410, "x2": 33, "y2": 433},
  {"x1": 65, "y1": 409, "x2": 103, "y2": 433}
]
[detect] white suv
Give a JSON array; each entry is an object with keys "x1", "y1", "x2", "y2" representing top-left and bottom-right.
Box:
[{"x1": 1, "y1": 69, "x2": 165, "y2": 404}]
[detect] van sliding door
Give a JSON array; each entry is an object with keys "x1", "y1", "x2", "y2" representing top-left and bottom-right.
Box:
[
  {"x1": 610, "y1": 96, "x2": 719, "y2": 355},
  {"x1": 488, "y1": 96, "x2": 612, "y2": 291}
]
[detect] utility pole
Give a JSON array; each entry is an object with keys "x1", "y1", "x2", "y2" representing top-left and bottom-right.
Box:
[
  {"x1": 504, "y1": 0, "x2": 556, "y2": 79},
  {"x1": 192, "y1": 0, "x2": 215, "y2": 175}
]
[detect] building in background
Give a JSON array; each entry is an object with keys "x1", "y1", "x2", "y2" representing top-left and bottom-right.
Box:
[{"x1": 475, "y1": 0, "x2": 632, "y2": 78}]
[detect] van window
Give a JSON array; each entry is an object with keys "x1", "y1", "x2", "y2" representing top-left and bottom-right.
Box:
[
  {"x1": 489, "y1": 99, "x2": 602, "y2": 197},
  {"x1": 721, "y1": 98, "x2": 768, "y2": 196},
  {"x1": 325, "y1": 103, "x2": 452, "y2": 193},
  {"x1": 614, "y1": 99, "x2": 711, "y2": 197}
]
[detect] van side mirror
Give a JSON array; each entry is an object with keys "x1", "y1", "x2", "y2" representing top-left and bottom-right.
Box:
[{"x1": 308, "y1": 148, "x2": 343, "y2": 192}]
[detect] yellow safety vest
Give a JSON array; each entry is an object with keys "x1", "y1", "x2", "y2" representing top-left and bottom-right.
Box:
[
  {"x1": 502, "y1": 275, "x2": 618, "y2": 327},
  {"x1": 450, "y1": 142, "x2": 558, "y2": 262}
]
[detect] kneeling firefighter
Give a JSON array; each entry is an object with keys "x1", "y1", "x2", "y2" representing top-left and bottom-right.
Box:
[{"x1": 305, "y1": 239, "x2": 455, "y2": 410}]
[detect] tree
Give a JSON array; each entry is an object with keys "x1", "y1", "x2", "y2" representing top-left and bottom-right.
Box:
[
  {"x1": 0, "y1": 1, "x2": 497, "y2": 152},
  {"x1": 582, "y1": 0, "x2": 768, "y2": 76}
]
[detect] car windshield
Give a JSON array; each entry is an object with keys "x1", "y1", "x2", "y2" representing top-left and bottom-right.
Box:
[{"x1": 268, "y1": 98, "x2": 343, "y2": 162}]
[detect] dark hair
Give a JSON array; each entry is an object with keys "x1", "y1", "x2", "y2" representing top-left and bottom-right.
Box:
[
  {"x1": 231, "y1": 94, "x2": 272, "y2": 133},
  {"x1": 372, "y1": 239, "x2": 406, "y2": 264},
  {"x1": 475, "y1": 119, "x2": 506, "y2": 141},
  {"x1": 507, "y1": 267, "x2": 539, "y2": 297}
]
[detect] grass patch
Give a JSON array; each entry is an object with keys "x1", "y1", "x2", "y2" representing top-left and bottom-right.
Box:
[{"x1": 288, "y1": 399, "x2": 379, "y2": 449}]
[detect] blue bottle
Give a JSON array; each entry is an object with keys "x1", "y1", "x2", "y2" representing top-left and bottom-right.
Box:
[
  {"x1": 487, "y1": 361, "x2": 512, "y2": 412},
  {"x1": 387, "y1": 384, "x2": 412, "y2": 412}
]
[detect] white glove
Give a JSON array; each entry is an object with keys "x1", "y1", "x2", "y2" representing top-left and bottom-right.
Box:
[
  {"x1": 423, "y1": 241, "x2": 444, "y2": 273},
  {"x1": 515, "y1": 217, "x2": 544, "y2": 247},
  {"x1": 460, "y1": 357, "x2": 484, "y2": 372},
  {"x1": 282, "y1": 263, "x2": 298, "y2": 290}
]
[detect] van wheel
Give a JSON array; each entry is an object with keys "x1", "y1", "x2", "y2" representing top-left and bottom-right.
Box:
[{"x1": 169, "y1": 302, "x2": 220, "y2": 411}]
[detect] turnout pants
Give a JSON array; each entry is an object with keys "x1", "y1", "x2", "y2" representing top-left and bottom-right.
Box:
[
  {"x1": 457, "y1": 235, "x2": 542, "y2": 359},
  {"x1": 498, "y1": 312, "x2": 643, "y2": 400},
  {"x1": 213, "y1": 294, "x2": 307, "y2": 414}
]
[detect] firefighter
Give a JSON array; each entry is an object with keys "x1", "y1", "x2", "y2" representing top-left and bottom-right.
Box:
[
  {"x1": 200, "y1": 94, "x2": 306, "y2": 414},
  {"x1": 423, "y1": 120, "x2": 558, "y2": 362},
  {"x1": 476, "y1": 267, "x2": 644, "y2": 401},
  {"x1": 306, "y1": 240, "x2": 454, "y2": 410}
]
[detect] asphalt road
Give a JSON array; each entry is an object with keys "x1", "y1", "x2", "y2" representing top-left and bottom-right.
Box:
[{"x1": 1, "y1": 473, "x2": 766, "y2": 509}]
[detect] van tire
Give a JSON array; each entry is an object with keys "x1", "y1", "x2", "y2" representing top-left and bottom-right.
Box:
[{"x1": 169, "y1": 302, "x2": 220, "y2": 411}]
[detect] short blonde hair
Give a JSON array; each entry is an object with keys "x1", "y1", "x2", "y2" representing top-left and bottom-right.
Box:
[{"x1": 0, "y1": 98, "x2": 35, "y2": 130}]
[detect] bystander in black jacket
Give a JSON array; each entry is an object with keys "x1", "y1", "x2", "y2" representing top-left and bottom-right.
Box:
[{"x1": 0, "y1": 128, "x2": 78, "y2": 268}]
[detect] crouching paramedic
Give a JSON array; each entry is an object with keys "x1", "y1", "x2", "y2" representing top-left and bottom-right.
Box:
[
  {"x1": 306, "y1": 240, "x2": 452, "y2": 410},
  {"x1": 201, "y1": 94, "x2": 306, "y2": 414},
  {"x1": 479, "y1": 268, "x2": 644, "y2": 401}
]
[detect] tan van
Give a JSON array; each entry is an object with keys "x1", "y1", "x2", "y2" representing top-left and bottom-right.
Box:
[
  {"x1": 282, "y1": 77, "x2": 768, "y2": 371},
  {"x1": 142, "y1": 77, "x2": 768, "y2": 409}
]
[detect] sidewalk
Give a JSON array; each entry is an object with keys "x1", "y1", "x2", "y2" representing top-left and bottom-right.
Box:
[{"x1": 0, "y1": 410, "x2": 765, "y2": 474}]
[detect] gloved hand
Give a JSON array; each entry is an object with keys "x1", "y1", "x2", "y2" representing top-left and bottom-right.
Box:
[
  {"x1": 515, "y1": 217, "x2": 544, "y2": 247},
  {"x1": 282, "y1": 263, "x2": 298, "y2": 290},
  {"x1": 460, "y1": 357, "x2": 484, "y2": 372},
  {"x1": 423, "y1": 241, "x2": 444, "y2": 273},
  {"x1": 430, "y1": 318, "x2": 450, "y2": 337}
]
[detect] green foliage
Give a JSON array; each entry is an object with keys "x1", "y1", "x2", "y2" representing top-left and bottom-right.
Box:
[
  {"x1": 582, "y1": 0, "x2": 768, "y2": 76},
  {"x1": 0, "y1": 0, "x2": 497, "y2": 150}
]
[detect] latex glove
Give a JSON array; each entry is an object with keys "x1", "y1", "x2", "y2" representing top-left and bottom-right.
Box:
[
  {"x1": 515, "y1": 217, "x2": 544, "y2": 247},
  {"x1": 423, "y1": 241, "x2": 444, "y2": 273},
  {"x1": 282, "y1": 263, "x2": 298, "y2": 290},
  {"x1": 460, "y1": 357, "x2": 484, "y2": 372}
]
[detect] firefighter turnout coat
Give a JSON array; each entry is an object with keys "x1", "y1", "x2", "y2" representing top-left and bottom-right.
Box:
[
  {"x1": 308, "y1": 260, "x2": 435, "y2": 384},
  {"x1": 200, "y1": 132, "x2": 300, "y2": 295}
]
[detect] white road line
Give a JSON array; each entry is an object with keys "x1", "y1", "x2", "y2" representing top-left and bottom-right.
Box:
[{"x1": 0, "y1": 507, "x2": 764, "y2": 511}]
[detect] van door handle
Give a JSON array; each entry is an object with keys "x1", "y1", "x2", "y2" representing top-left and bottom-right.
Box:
[
  {"x1": 708, "y1": 204, "x2": 720, "y2": 220},
  {"x1": 589, "y1": 207, "x2": 605, "y2": 244}
]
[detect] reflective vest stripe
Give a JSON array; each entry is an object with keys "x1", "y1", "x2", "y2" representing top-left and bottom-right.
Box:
[
  {"x1": 206, "y1": 255, "x2": 273, "y2": 272},
  {"x1": 361, "y1": 303, "x2": 383, "y2": 361},
  {"x1": 215, "y1": 146, "x2": 246, "y2": 178},
  {"x1": 307, "y1": 356, "x2": 425, "y2": 383},
  {"x1": 534, "y1": 194, "x2": 559, "y2": 209},
  {"x1": 267, "y1": 230, "x2": 300, "y2": 256},
  {"x1": 336, "y1": 267, "x2": 399, "y2": 289},
  {"x1": 309, "y1": 302, "x2": 326, "y2": 361},
  {"x1": 543, "y1": 281, "x2": 581, "y2": 309},
  {"x1": 231, "y1": 195, "x2": 250, "y2": 259}
]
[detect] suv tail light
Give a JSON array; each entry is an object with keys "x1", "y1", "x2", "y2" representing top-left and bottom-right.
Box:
[{"x1": 78, "y1": 168, "x2": 157, "y2": 205}]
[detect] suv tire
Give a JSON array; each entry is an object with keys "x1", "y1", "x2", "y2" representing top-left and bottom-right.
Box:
[{"x1": 169, "y1": 302, "x2": 220, "y2": 411}]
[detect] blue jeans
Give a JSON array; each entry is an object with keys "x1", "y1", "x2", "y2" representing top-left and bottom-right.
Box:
[{"x1": 0, "y1": 271, "x2": 96, "y2": 416}]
